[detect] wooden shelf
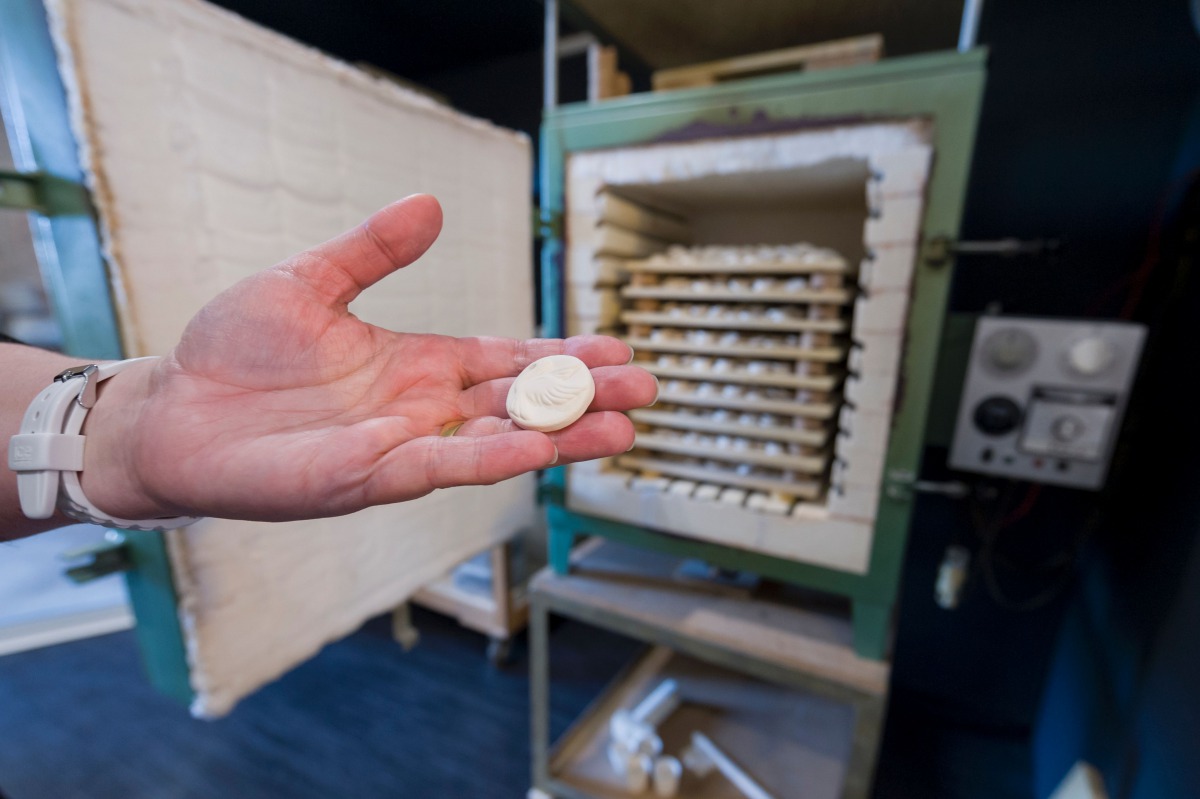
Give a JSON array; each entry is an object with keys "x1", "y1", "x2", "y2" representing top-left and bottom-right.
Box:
[
  {"x1": 413, "y1": 577, "x2": 523, "y2": 641},
  {"x1": 626, "y1": 337, "x2": 847, "y2": 363},
  {"x1": 652, "y1": 34, "x2": 884, "y2": 91},
  {"x1": 531, "y1": 541, "x2": 892, "y2": 799},
  {"x1": 532, "y1": 541, "x2": 888, "y2": 698},
  {"x1": 633, "y1": 432, "x2": 827, "y2": 474},
  {"x1": 625, "y1": 259, "x2": 850, "y2": 276},
  {"x1": 616, "y1": 455, "x2": 824, "y2": 499},
  {"x1": 409, "y1": 542, "x2": 530, "y2": 651},
  {"x1": 622, "y1": 310, "x2": 848, "y2": 334},
  {"x1": 548, "y1": 646, "x2": 856, "y2": 799},
  {"x1": 655, "y1": 391, "x2": 838, "y2": 420},
  {"x1": 629, "y1": 409, "x2": 830, "y2": 447},
  {"x1": 641, "y1": 363, "x2": 841, "y2": 391},
  {"x1": 621, "y1": 285, "x2": 853, "y2": 305}
]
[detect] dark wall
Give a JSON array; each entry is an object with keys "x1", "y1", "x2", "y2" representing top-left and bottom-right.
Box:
[
  {"x1": 1032, "y1": 138, "x2": 1200, "y2": 797},
  {"x1": 892, "y1": 0, "x2": 1199, "y2": 729},
  {"x1": 955, "y1": 0, "x2": 1200, "y2": 318},
  {"x1": 209, "y1": 0, "x2": 546, "y2": 77},
  {"x1": 420, "y1": 47, "x2": 591, "y2": 178},
  {"x1": 895, "y1": 1, "x2": 1200, "y2": 797}
]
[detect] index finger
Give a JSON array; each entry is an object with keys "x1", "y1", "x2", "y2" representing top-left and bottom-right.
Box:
[{"x1": 454, "y1": 334, "x2": 633, "y2": 386}]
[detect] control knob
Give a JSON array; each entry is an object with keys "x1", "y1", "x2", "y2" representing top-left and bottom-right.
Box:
[
  {"x1": 1051, "y1": 414, "x2": 1086, "y2": 442},
  {"x1": 973, "y1": 396, "x2": 1023, "y2": 436},
  {"x1": 1067, "y1": 337, "x2": 1115, "y2": 377},
  {"x1": 982, "y1": 328, "x2": 1037, "y2": 374}
]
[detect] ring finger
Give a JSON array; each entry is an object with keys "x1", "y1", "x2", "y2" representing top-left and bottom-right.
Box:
[{"x1": 446, "y1": 411, "x2": 636, "y2": 463}]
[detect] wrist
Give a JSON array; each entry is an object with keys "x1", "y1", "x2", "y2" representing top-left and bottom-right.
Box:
[
  {"x1": 78, "y1": 358, "x2": 182, "y2": 521},
  {"x1": 2, "y1": 345, "x2": 79, "y2": 537},
  {"x1": 5, "y1": 348, "x2": 199, "y2": 538}
]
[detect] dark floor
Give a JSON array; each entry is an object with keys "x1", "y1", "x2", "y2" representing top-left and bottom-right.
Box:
[
  {"x1": 876, "y1": 692, "x2": 1033, "y2": 799},
  {"x1": 0, "y1": 608, "x2": 1031, "y2": 798}
]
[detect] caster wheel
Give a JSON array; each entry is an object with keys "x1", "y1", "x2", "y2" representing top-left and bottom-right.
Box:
[{"x1": 487, "y1": 636, "x2": 513, "y2": 666}]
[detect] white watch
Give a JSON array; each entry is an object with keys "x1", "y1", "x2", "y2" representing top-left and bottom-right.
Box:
[{"x1": 7, "y1": 357, "x2": 202, "y2": 531}]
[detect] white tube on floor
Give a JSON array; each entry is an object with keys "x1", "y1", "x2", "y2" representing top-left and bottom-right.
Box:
[
  {"x1": 687, "y1": 731, "x2": 776, "y2": 799},
  {"x1": 631, "y1": 679, "x2": 681, "y2": 728}
]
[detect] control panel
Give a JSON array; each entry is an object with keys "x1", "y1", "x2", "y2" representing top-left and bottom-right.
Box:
[{"x1": 948, "y1": 317, "x2": 1146, "y2": 489}]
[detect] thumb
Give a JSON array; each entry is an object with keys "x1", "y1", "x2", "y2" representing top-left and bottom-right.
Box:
[{"x1": 285, "y1": 194, "x2": 444, "y2": 307}]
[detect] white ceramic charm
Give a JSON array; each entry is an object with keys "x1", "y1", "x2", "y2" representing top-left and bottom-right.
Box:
[{"x1": 506, "y1": 354, "x2": 596, "y2": 432}]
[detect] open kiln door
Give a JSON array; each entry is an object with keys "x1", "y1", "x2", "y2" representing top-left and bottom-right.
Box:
[{"x1": 14, "y1": 0, "x2": 538, "y2": 716}]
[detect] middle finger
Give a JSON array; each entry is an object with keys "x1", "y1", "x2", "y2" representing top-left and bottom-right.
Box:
[{"x1": 457, "y1": 364, "x2": 659, "y2": 420}]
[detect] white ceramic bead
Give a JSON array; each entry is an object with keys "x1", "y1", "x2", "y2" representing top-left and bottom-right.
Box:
[{"x1": 506, "y1": 354, "x2": 596, "y2": 432}]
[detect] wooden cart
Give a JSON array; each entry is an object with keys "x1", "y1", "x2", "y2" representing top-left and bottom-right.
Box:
[
  {"x1": 529, "y1": 540, "x2": 890, "y2": 799},
  {"x1": 393, "y1": 540, "x2": 533, "y2": 665}
]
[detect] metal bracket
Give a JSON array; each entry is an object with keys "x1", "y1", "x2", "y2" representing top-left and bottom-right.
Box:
[
  {"x1": 60, "y1": 530, "x2": 133, "y2": 583},
  {"x1": 532, "y1": 208, "x2": 562, "y2": 241},
  {"x1": 0, "y1": 168, "x2": 92, "y2": 216},
  {"x1": 883, "y1": 469, "x2": 917, "y2": 501},
  {"x1": 884, "y1": 469, "x2": 969, "y2": 501},
  {"x1": 925, "y1": 235, "x2": 1061, "y2": 268}
]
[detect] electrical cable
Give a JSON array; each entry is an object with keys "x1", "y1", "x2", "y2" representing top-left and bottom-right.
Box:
[
  {"x1": 1085, "y1": 167, "x2": 1200, "y2": 319},
  {"x1": 966, "y1": 479, "x2": 1094, "y2": 612},
  {"x1": 999, "y1": 483, "x2": 1041, "y2": 528}
]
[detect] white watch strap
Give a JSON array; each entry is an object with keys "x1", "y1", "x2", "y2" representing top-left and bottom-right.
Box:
[{"x1": 7, "y1": 357, "x2": 201, "y2": 531}]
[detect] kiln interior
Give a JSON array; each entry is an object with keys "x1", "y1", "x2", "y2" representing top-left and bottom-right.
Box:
[{"x1": 563, "y1": 124, "x2": 933, "y2": 573}]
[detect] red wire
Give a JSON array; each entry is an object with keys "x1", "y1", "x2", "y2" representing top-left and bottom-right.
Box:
[
  {"x1": 1000, "y1": 483, "x2": 1042, "y2": 528},
  {"x1": 1082, "y1": 168, "x2": 1199, "y2": 319},
  {"x1": 1118, "y1": 226, "x2": 1164, "y2": 320}
]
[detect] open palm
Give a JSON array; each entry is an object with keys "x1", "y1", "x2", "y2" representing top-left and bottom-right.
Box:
[{"x1": 83, "y1": 196, "x2": 654, "y2": 522}]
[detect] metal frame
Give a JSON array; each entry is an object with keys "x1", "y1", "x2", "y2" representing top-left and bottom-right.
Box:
[
  {"x1": 0, "y1": 0, "x2": 192, "y2": 706},
  {"x1": 529, "y1": 572, "x2": 887, "y2": 799},
  {"x1": 407, "y1": 540, "x2": 532, "y2": 665},
  {"x1": 538, "y1": 50, "x2": 987, "y2": 658}
]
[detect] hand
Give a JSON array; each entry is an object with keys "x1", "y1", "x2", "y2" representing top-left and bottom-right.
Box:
[{"x1": 80, "y1": 195, "x2": 656, "y2": 523}]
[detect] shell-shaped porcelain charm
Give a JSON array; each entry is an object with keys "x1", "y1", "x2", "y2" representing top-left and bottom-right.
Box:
[{"x1": 506, "y1": 354, "x2": 596, "y2": 432}]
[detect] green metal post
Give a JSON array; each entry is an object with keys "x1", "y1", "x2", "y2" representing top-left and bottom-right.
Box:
[
  {"x1": 529, "y1": 594, "x2": 552, "y2": 788},
  {"x1": 0, "y1": 0, "x2": 193, "y2": 705},
  {"x1": 547, "y1": 523, "x2": 575, "y2": 576}
]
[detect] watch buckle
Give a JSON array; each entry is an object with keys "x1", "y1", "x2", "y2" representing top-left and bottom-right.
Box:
[{"x1": 54, "y1": 364, "x2": 100, "y2": 409}]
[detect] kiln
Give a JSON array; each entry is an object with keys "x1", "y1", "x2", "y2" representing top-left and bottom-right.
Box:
[{"x1": 539, "y1": 52, "x2": 987, "y2": 658}]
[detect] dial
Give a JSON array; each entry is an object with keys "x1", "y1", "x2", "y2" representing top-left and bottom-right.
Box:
[
  {"x1": 1051, "y1": 414, "x2": 1086, "y2": 442},
  {"x1": 982, "y1": 327, "x2": 1038, "y2": 375},
  {"x1": 1066, "y1": 337, "x2": 1116, "y2": 377},
  {"x1": 973, "y1": 396, "x2": 1023, "y2": 436}
]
